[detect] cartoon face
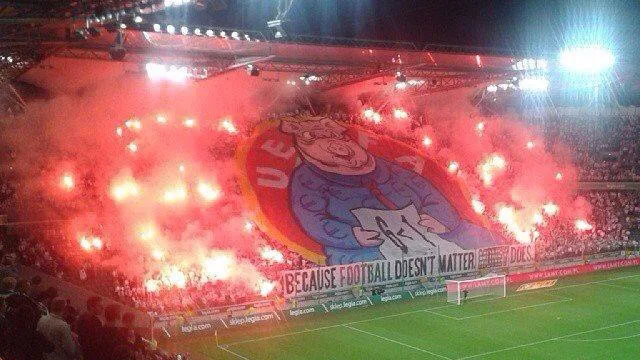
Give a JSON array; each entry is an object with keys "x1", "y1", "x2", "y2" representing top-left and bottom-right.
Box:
[{"x1": 281, "y1": 117, "x2": 376, "y2": 176}]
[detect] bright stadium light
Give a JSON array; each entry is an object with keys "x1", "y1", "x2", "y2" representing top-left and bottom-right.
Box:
[
  {"x1": 153, "y1": 23, "x2": 161, "y2": 32},
  {"x1": 559, "y1": 47, "x2": 614, "y2": 73},
  {"x1": 166, "y1": 24, "x2": 175, "y2": 34},
  {"x1": 512, "y1": 58, "x2": 548, "y2": 71},
  {"x1": 536, "y1": 59, "x2": 548, "y2": 71},
  {"x1": 518, "y1": 77, "x2": 549, "y2": 92},
  {"x1": 145, "y1": 63, "x2": 188, "y2": 83}
]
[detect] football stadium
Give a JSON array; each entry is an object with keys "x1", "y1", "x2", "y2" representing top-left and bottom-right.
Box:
[{"x1": 0, "y1": 1, "x2": 639, "y2": 359}]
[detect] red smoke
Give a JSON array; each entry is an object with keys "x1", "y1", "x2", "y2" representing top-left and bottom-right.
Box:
[{"x1": 3, "y1": 59, "x2": 591, "y2": 297}]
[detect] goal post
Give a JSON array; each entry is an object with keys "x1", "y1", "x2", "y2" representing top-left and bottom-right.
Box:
[{"x1": 445, "y1": 275, "x2": 506, "y2": 305}]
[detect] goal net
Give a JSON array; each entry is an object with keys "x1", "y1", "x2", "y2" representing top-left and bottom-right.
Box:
[{"x1": 445, "y1": 275, "x2": 506, "y2": 305}]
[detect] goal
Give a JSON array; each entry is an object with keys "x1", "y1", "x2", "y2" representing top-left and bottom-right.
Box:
[{"x1": 445, "y1": 275, "x2": 506, "y2": 305}]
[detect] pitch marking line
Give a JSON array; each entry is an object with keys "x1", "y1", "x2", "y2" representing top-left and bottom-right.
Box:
[
  {"x1": 426, "y1": 298, "x2": 573, "y2": 321},
  {"x1": 563, "y1": 332, "x2": 640, "y2": 342},
  {"x1": 424, "y1": 309, "x2": 460, "y2": 320},
  {"x1": 598, "y1": 282, "x2": 640, "y2": 293},
  {"x1": 456, "y1": 319, "x2": 640, "y2": 359},
  {"x1": 222, "y1": 303, "x2": 455, "y2": 348},
  {"x1": 343, "y1": 324, "x2": 453, "y2": 360},
  {"x1": 455, "y1": 298, "x2": 573, "y2": 320},
  {"x1": 221, "y1": 273, "x2": 640, "y2": 348},
  {"x1": 544, "y1": 293, "x2": 574, "y2": 301},
  {"x1": 545, "y1": 273, "x2": 640, "y2": 292},
  {"x1": 218, "y1": 345, "x2": 251, "y2": 360}
]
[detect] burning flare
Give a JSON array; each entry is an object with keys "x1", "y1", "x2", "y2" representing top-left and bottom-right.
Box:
[
  {"x1": 542, "y1": 202, "x2": 559, "y2": 216},
  {"x1": 202, "y1": 253, "x2": 234, "y2": 281},
  {"x1": 478, "y1": 153, "x2": 506, "y2": 187},
  {"x1": 495, "y1": 204, "x2": 534, "y2": 244},
  {"x1": 162, "y1": 184, "x2": 188, "y2": 203},
  {"x1": 260, "y1": 246, "x2": 284, "y2": 263},
  {"x1": 125, "y1": 118, "x2": 142, "y2": 131},
  {"x1": 60, "y1": 173, "x2": 75, "y2": 191},
  {"x1": 393, "y1": 108, "x2": 408, "y2": 119},
  {"x1": 197, "y1": 180, "x2": 221, "y2": 203},
  {"x1": 363, "y1": 108, "x2": 382, "y2": 124},
  {"x1": 258, "y1": 280, "x2": 277, "y2": 297},
  {"x1": 471, "y1": 197, "x2": 485, "y2": 214},
  {"x1": 575, "y1": 219, "x2": 593, "y2": 231},
  {"x1": 183, "y1": 118, "x2": 196, "y2": 128},
  {"x1": 110, "y1": 177, "x2": 141, "y2": 202},
  {"x1": 447, "y1": 161, "x2": 460, "y2": 174},
  {"x1": 219, "y1": 119, "x2": 238, "y2": 134}
]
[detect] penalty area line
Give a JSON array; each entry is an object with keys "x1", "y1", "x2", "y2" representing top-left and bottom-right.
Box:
[
  {"x1": 453, "y1": 298, "x2": 573, "y2": 320},
  {"x1": 423, "y1": 309, "x2": 460, "y2": 320},
  {"x1": 343, "y1": 324, "x2": 453, "y2": 360}
]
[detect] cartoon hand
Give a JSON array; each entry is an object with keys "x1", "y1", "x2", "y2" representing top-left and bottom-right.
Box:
[
  {"x1": 418, "y1": 214, "x2": 448, "y2": 234},
  {"x1": 353, "y1": 227, "x2": 384, "y2": 247}
]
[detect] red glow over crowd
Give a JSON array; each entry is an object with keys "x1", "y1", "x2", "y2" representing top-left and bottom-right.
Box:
[{"x1": 0, "y1": 98, "x2": 638, "y2": 317}]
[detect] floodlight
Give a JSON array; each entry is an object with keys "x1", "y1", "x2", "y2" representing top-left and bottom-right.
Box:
[
  {"x1": 560, "y1": 47, "x2": 614, "y2": 73},
  {"x1": 518, "y1": 77, "x2": 549, "y2": 92}
]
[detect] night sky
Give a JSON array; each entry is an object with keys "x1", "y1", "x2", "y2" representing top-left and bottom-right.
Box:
[{"x1": 179, "y1": 0, "x2": 640, "y2": 59}]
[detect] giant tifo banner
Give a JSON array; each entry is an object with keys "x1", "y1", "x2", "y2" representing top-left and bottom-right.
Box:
[
  {"x1": 237, "y1": 114, "x2": 504, "y2": 266},
  {"x1": 281, "y1": 244, "x2": 533, "y2": 298}
]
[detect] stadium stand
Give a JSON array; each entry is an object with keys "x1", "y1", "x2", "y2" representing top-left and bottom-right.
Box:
[
  {"x1": 0, "y1": 111, "x2": 640, "y2": 358},
  {"x1": 546, "y1": 115, "x2": 640, "y2": 181}
]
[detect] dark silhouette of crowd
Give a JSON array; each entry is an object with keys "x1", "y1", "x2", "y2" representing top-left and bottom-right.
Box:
[{"x1": 0, "y1": 270, "x2": 186, "y2": 360}]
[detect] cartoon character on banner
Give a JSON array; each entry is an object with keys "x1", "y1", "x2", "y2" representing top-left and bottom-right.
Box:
[{"x1": 281, "y1": 117, "x2": 499, "y2": 265}]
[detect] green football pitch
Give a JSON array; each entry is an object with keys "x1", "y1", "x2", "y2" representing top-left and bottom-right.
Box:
[{"x1": 176, "y1": 266, "x2": 640, "y2": 359}]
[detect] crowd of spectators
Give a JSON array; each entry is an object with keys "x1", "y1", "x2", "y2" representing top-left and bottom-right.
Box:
[
  {"x1": 0, "y1": 267, "x2": 188, "y2": 360},
  {"x1": 535, "y1": 191, "x2": 640, "y2": 260},
  {"x1": 0, "y1": 111, "x2": 639, "y2": 320},
  {"x1": 546, "y1": 115, "x2": 640, "y2": 181},
  {"x1": 109, "y1": 236, "x2": 312, "y2": 314},
  {"x1": 0, "y1": 223, "x2": 309, "y2": 315}
]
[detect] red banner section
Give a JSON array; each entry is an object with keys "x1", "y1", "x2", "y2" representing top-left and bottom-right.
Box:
[
  {"x1": 507, "y1": 257, "x2": 640, "y2": 284},
  {"x1": 456, "y1": 276, "x2": 505, "y2": 291}
]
